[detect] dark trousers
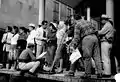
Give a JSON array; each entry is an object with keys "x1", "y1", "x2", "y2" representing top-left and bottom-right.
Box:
[
  {"x1": 69, "y1": 58, "x2": 84, "y2": 72},
  {"x1": 2, "y1": 51, "x2": 9, "y2": 67},
  {"x1": 82, "y1": 35, "x2": 102, "y2": 74},
  {"x1": 69, "y1": 60, "x2": 79, "y2": 72},
  {"x1": 46, "y1": 45, "x2": 57, "y2": 66}
]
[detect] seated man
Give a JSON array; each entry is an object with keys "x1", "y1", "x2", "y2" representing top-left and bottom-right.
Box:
[{"x1": 18, "y1": 43, "x2": 40, "y2": 76}]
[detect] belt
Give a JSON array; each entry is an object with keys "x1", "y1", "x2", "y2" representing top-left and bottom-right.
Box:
[
  {"x1": 83, "y1": 33, "x2": 96, "y2": 39},
  {"x1": 18, "y1": 59, "x2": 30, "y2": 63}
]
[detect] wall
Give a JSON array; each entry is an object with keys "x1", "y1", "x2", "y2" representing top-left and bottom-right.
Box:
[
  {"x1": 0, "y1": 0, "x2": 39, "y2": 28},
  {"x1": 45, "y1": 0, "x2": 54, "y2": 22},
  {"x1": 0, "y1": 0, "x2": 73, "y2": 28},
  {"x1": 60, "y1": 3, "x2": 67, "y2": 21},
  {"x1": 45, "y1": 0, "x2": 74, "y2": 23}
]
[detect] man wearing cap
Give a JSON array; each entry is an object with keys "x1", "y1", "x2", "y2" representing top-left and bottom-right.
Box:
[
  {"x1": 98, "y1": 14, "x2": 116, "y2": 76},
  {"x1": 27, "y1": 23, "x2": 36, "y2": 45},
  {"x1": 35, "y1": 20, "x2": 48, "y2": 58},
  {"x1": 18, "y1": 43, "x2": 40, "y2": 76}
]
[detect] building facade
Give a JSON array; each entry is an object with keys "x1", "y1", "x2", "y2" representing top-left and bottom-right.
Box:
[{"x1": 0, "y1": 0, "x2": 73, "y2": 28}]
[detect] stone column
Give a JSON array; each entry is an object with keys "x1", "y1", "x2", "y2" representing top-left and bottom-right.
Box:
[
  {"x1": 106, "y1": 0, "x2": 114, "y2": 21},
  {"x1": 106, "y1": 0, "x2": 114, "y2": 75},
  {"x1": 59, "y1": 2, "x2": 61, "y2": 21},
  {"x1": 39, "y1": 0, "x2": 45, "y2": 25},
  {"x1": 87, "y1": 7, "x2": 90, "y2": 21}
]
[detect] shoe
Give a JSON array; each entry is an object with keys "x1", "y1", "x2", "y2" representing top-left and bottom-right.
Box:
[
  {"x1": 25, "y1": 72, "x2": 37, "y2": 77},
  {"x1": 10, "y1": 67, "x2": 15, "y2": 71},
  {"x1": 65, "y1": 71, "x2": 75, "y2": 77},
  {"x1": 43, "y1": 65, "x2": 51, "y2": 71},
  {"x1": 81, "y1": 73, "x2": 91, "y2": 79},
  {"x1": 19, "y1": 70, "x2": 29, "y2": 76},
  {"x1": 97, "y1": 73, "x2": 103, "y2": 78},
  {"x1": 48, "y1": 69, "x2": 56, "y2": 74},
  {"x1": 102, "y1": 74, "x2": 111, "y2": 77},
  {"x1": 56, "y1": 68, "x2": 63, "y2": 74},
  {"x1": 56, "y1": 70, "x2": 63, "y2": 74}
]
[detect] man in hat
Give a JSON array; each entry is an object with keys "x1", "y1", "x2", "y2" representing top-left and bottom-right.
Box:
[
  {"x1": 18, "y1": 43, "x2": 40, "y2": 76},
  {"x1": 27, "y1": 23, "x2": 36, "y2": 45},
  {"x1": 35, "y1": 20, "x2": 48, "y2": 58},
  {"x1": 98, "y1": 14, "x2": 116, "y2": 77}
]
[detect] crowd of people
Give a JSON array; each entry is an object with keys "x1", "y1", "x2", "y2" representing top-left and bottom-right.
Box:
[{"x1": 0, "y1": 14, "x2": 116, "y2": 78}]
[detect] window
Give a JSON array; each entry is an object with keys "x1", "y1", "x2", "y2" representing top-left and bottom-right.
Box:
[
  {"x1": 0, "y1": 0, "x2": 2, "y2": 8},
  {"x1": 53, "y1": 1, "x2": 59, "y2": 22},
  {"x1": 67, "y1": 7, "x2": 71, "y2": 17}
]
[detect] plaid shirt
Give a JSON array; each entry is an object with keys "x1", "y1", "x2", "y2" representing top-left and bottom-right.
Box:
[{"x1": 70, "y1": 19, "x2": 96, "y2": 49}]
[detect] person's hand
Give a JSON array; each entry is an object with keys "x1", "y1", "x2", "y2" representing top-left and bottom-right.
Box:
[
  {"x1": 67, "y1": 45, "x2": 75, "y2": 53},
  {"x1": 43, "y1": 38, "x2": 47, "y2": 41},
  {"x1": 69, "y1": 46, "x2": 75, "y2": 53},
  {"x1": 47, "y1": 39, "x2": 51, "y2": 43}
]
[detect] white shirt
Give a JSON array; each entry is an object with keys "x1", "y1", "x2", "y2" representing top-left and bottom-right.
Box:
[
  {"x1": 11, "y1": 33, "x2": 19, "y2": 45},
  {"x1": 35, "y1": 27, "x2": 47, "y2": 45},
  {"x1": 56, "y1": 27, "x2": 66, "y2": 45},
  {"x1": 2, "y1": 32, "x2": 13, "y2": 51},
  {"x1": 27, "y1": 30, "x2": 36, "y2": 44}
]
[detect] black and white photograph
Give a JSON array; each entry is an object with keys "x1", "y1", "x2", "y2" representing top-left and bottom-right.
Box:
[{"x1": 0, "y1": 0, "x2": 119, "y2": 82}]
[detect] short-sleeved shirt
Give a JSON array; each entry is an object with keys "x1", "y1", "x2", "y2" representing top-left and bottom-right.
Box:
[
  {"x1": 11, "y1": 33, "x2": 19, "y2": 45},
  {"x1": 19, "y1": 48, "x2": 36, "y2": 62}
]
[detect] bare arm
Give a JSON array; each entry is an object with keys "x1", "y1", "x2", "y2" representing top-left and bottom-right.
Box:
[
  {"x1": 1, "y1": 34, "x2": 6, "y2": 43},
  {"x1": 35, "y1": 29, "x2": 47, "y2": 40}
]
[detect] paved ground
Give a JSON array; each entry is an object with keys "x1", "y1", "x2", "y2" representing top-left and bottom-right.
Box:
[{"x1": 0, "y1": 69, "x2": 115, "y2": 80}]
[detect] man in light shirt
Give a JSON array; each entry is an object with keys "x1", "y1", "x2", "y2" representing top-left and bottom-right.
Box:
[
  {"x1": 98, "y1": 14, "x2": 115, "y2": 77},
  {"x1": 1, "y1": 26, "x2": 13, "y2": 69},
  {"x1": 18, "y1": 43, "x2": 40, "y2": 76},
  {"x1": 35, "y1": 20, "x2": 48, "y2": 58},
  {"x1": 27, "y1": 23, "x2": 36, "y2": 45}
]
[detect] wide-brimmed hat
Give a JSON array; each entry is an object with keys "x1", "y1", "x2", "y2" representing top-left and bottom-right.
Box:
[
  {"x1": 101, "y1": 14, "x2": 111, "y2": 19},
  {"x1": 49, "y1": 22, "x2": 57, "y2": 30},
  {"x1": 28, "y1": 23, "x2": 35, "y2": 27},
  {"x1": 50, "y1": 22, "x2": 57, "y2": 28}
]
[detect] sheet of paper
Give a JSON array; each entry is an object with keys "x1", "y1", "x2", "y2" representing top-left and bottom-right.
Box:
[
  {"x1": 36, "y1": 52, "x2": 47, "y2": 59},
  {"x1": 69, "y1": 48, "x2": 82, "y2": 64}
]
